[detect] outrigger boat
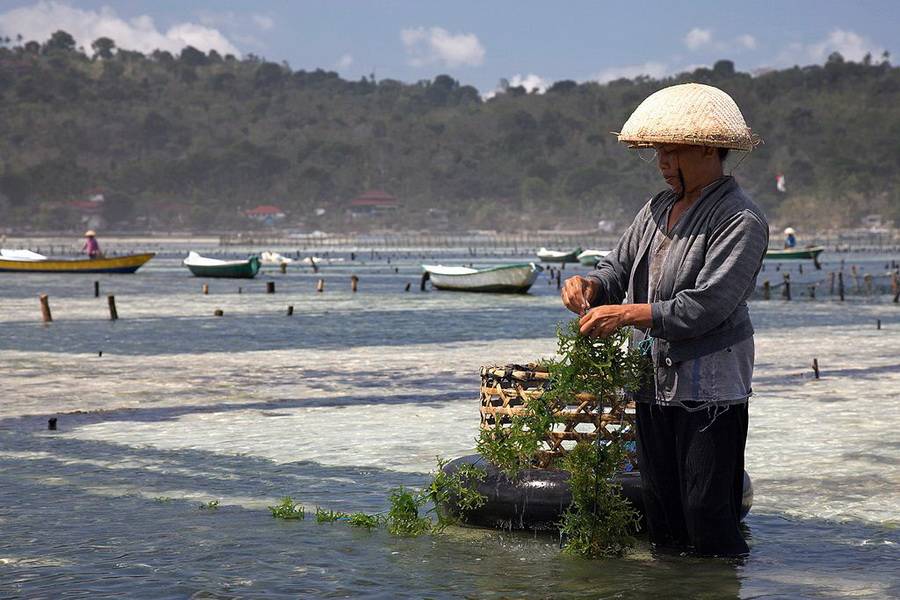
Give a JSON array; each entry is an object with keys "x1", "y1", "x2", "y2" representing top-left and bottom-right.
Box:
[
  {"x1": 764, "y1": 246, "x2": 825, "y2": 260},
  {"x1": 0, "y1": 249, "x2": 154, "y2": 273},
  {"x1": 183, "y1": 251, "x2": 261, "y2": 278},
  {"x1": 422, "y1": 263, "x2": 542, "y2": 293},
  {"x1": 537, "y1": 247, "x2": 582, "y2": 263},
  {"x1": 577, "y1": 249, "x2": 611, "y2": 267}
]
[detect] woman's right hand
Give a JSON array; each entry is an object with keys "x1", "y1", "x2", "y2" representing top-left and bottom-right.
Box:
[{"x1": 561, "y1": 276, "x2": 599, "y2": 315}]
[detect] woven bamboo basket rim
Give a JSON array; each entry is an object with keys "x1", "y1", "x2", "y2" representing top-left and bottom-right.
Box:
[{"x1": 480, "y1": 364, "x2": 550, "y2": 382}]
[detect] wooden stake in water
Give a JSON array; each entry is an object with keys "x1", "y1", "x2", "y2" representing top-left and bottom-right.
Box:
[
  {"x1": 39, "y1": 294, "x2": 52, "y2": 322},
  {"x1": 763, "y1": 280, "x2": 770, "y2": 300},
  {"x1": 316, "y1": 279, "x2": 324, "y2": 293},
  {"x1": 812, "y1": 358, "x2": 820, "y2": 380},
  {"x1": 287, "y1": 305, "x2": 294, "y2": 316},
  {"x1": 838, "y1": 272, "x2": 845, "y2": 301},
  {"x1": 48, "y1": 417, "x2": 57, "y2": 431},
  {"x1": 213, "y1": 309, "x2": 224, "y2": 317},
  {"x1": 107, "y1": 295, "x2": 118, "y2": 320},
  {"x1": 351, "y1": 275, "x2": 359, "y2": 292},
  {"x1": 202, "y1": 284, "x2": 209, "y2": 295},
  {"x1": 808, "y1": 285, "x2": 816, "y2": 300},
  {"x1": 267, "y1": 281, "x2": 275, "y2": 294},
  {"x1": 280, "y1": 262, "x2": 287, "y2": 274},
  {"x1": 782, "y1": 273, "x2": 791, "y2": 301},
  {"x1": 94, "y1": 281, "x2": 100, "y2": 298}
]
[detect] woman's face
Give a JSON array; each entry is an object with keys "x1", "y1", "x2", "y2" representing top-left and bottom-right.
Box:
[{"x1": 653, "y1": 144, "x2": 711, "y2": 196}]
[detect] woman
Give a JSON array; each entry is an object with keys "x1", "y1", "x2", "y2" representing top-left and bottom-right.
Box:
[{"x1": 561, "y1": 83, "x2": 768, "y2": 556}]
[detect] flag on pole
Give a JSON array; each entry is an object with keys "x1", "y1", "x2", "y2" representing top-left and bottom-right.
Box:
[{"x1": 776, "y1": 174, "x2": 786, "y2": 193}]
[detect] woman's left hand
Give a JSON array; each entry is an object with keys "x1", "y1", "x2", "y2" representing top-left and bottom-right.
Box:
[{"x1": 579, "y1": 305, "x2": 626, "y2": 338}]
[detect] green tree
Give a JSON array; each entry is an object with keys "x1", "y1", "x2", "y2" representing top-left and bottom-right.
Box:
[
  {"x1": 91, "y1": 37, "x2": 115, "y2": 59},
  {"x1": 44, "y1": 30, "x2": 76, "y2": 53}
]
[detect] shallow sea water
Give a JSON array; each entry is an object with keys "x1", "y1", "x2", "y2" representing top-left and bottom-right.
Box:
[{"x1": 1, "y1": 248, "x2": 898, "y2": 598}]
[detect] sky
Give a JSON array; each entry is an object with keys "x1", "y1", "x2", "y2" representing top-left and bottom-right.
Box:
[{"x1": 0, "y1": 1, "x2": 897, "y2": 94}]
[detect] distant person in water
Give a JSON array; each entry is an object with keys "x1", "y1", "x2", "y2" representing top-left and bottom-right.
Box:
[
  {"x1": 784, "y1": 227, "x2": 797, "y2": 249},
  {"x1": 82, "y1": 230, "x2": 102, "y2": 258}
]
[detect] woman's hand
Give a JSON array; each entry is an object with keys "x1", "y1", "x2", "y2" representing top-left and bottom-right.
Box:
[
  {"x1": 579, "y1": 304, "x2": 653, "y2": 338},
  {"x1": 579, "y1": 305, "x2": 626, "y2": 338},
  {"x1": 561, "y1": 276, "x2": 599, "y2": 315}
]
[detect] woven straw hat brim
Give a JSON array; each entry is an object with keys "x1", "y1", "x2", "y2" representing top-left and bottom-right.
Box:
[{"x1": 616, "y1": 83, "x2": 758, "y2": 151}]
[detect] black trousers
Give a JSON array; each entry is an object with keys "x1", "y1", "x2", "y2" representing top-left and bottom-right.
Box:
[{"x1": 635, "y1": 401, "x2": 749, "y2": 556}]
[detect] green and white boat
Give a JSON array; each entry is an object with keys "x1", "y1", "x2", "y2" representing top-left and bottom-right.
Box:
[
  {"x1": 764, "y1": 246, "x2": 825, "y2": 260},
  {"x1": 577, "y1": 249, "x2": 611, "y2": 267},
  {"x1": 422, "y1": 263, "x2": 543, "y2": 293},
  {"x1": 537, "y1": 247, "x2": 582, "y2": 263},
  {"x1": 184, "y1": 251, "x2": 261, "y2": 278}
]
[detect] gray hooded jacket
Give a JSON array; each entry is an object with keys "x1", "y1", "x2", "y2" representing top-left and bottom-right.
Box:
[{"x1": 586, "y1": 176, "x2": 769, "y2": 369}]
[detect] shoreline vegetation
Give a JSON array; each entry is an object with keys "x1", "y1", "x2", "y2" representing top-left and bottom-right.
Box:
[{"x1": 1, "y1": 31, "x2": 898, "y2": 232}]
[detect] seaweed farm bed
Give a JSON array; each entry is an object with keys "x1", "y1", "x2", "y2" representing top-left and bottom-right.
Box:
[{"x1": 0, "y1": 249, "x2": 897, "y2": 598}]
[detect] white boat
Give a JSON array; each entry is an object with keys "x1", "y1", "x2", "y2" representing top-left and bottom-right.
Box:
[
  {"x1": 260, "y1": 251, "x2": 294, "y2": 265},
  {"x1": 1, "y1": 249, "x2": 47, "y2": 261},
  {"x1": 577, "y1": 249, "x2": 611, "y2": 266},
  {"x1": 422, "y1": 263, "x2": 543, "y2": 293},
  {"x1": 537, "y1": 247, "x2": 582, "y2": 263}
]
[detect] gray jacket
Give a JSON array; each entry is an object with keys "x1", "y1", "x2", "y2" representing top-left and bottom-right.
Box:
[{"x1": 586, "y1": 176, "x2": 769, "y2": 364}]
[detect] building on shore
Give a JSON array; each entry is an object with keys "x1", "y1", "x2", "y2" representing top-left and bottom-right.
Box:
[{"x1": 347, "y1": 190, "x2": 400, "y2": 220}]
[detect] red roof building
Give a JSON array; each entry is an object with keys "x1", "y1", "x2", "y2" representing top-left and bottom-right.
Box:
[
  {"x1": 245, "y1": 204, "x2": 286, "y2": 217},
  {"x1": 349, "y1": 190, "x2": 400, "y2": 209}
]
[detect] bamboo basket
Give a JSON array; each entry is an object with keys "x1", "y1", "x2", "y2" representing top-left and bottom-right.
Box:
[{"x1": 479, "y1": 363, "x2": 637, "y2": 468}]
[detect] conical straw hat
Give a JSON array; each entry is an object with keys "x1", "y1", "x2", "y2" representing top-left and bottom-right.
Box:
[{"x1": 616, "y1": 83, "x2": 758, "y2": 151}]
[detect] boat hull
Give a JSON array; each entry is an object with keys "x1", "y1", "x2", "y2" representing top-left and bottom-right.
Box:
[
  {"x1": 538, "y1": 251, "x2": 580, "y2": 263},
  {"x1": 0, "y1": 253, "x2": 155, "y2": 273},
  {"x1": 426, "y1": 263, "x2": 541, "y2": 293},
  {"x1": 186, "y1": 258, "x2": 260, "y2": 279},
  {"x1": 765, "y1": 246, "x2": 824, "y2": 260}
]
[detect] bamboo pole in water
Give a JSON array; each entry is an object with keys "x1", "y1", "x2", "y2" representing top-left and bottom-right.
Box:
[
  {"x1": 107, "y1": 295, "x2": 118, "y2": 320},
  {"x1": 39, "y1": 294, "x2": 52, "y2": 322}
]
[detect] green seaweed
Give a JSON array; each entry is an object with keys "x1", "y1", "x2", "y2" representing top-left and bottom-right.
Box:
[
  {"x1": 315, "y1": 507, "x2": 348, "y2": 523},
  {"x1": 347, "y1": 512, "x2": 381, "y2": 529},
  {"x1": 198, "y1": 500, "x2": 219, "y2": 511},
  {"x1": 269, "y1": 497, "x2": 306, "y2": 520},
  {"x1": 476, "y1": 319, "x2": 649, "y2": 558},
  {"x1": 559, "y1": 440, "x2": 640, "y2": 558},
  {"x1": 385, "y1": 486, "x2": 432, "y2": 537}
]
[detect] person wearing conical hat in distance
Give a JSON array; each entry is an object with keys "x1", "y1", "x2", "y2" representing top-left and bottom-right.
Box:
[
  {"x1": 784, "y1": 227, "x2": 797, "y2": 249},
  {"x1": 561, "y1": 83, "x2": 768, "y2": 557},
  {"x1": 82, "y1": 230, "x2": 102, "y2": 259}
]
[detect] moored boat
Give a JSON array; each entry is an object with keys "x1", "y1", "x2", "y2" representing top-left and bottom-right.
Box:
[
  {"x1": 537, "y1": 247, "x2": 582, "y2": 263},
  {"x1": 0, "y1": 250, "x2": 155, "y2": 273},
  {"x1": 577, "y1": 249, "x2": 611, "y2": 267},
  {"x1": 260, "y1": 251, "x2": 294, "y2": 265},
  {"x1": 765, "y1": 246, "x2": 825, "y2": 260},
  {"x1": 422, "y1": 263, "x2": 542, "y2": 293},
  {"x1": 184, "y1": 251, "x2": 261, "y2": 278}
]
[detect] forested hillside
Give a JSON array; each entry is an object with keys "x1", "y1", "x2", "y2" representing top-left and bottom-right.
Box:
[{"x1": 1, "y1": 30, "x2": 898, "y2": 232}]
